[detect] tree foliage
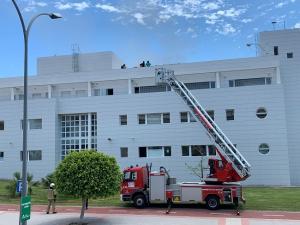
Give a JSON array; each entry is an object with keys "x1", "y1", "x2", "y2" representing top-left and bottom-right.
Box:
[
  {"x1": 5, "y1": 172, "x2": 37, "y2": 197},
  {"x1": 41, "y1": 173, "x2": 55, "y2": 188},
  {"x1": 54, "y1": 150, "x2": 122, "y2": 219}
]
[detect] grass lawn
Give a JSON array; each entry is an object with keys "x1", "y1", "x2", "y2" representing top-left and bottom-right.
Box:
[{"x1": 1, "y1": 180, "x2": 299, "y2": 211}]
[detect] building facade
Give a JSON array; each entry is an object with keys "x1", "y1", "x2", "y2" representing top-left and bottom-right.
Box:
[{"x1": 0, "y1": 29, "x2": 299, "y2": 185}]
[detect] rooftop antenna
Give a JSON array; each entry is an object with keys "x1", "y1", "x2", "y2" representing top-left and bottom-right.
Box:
[{"x1": 72, "y1": 44, "x2": 80, "y2": 72}]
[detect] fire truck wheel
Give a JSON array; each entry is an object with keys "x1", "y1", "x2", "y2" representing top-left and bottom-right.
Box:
[
  {"x1": 206, "y1": 195, "x2": 220, "y2": 210},
  {"x1": 133, "y1": 194, "x2": 146, "y2": 208}
]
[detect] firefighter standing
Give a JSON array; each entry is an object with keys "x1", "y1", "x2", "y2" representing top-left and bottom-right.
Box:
[{"x1": 46, "y1": 183, "x2": 57, "y2": 214}]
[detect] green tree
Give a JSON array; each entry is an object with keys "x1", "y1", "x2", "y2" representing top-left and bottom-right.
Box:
[
  {"x1": 54, "y1": 150, "x2": 122, "y2": 219},
  {"x1": 41, "y1": 173, "x2": 55, "y2": 188}
]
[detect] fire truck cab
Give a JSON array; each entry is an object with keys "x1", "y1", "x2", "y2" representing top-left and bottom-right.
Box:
[{"x1": 121, "y1": 165, "x2": 243, "y2": 210}]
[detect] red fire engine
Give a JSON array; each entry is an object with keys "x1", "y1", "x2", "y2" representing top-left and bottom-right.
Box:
[{"x1": 121, "y1": 68, "x2": 251, "y2": 212}]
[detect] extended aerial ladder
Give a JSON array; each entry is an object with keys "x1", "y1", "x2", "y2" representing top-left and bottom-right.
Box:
[{"x1": 155, "y1": 68, "x2": 251, "y2": 183}]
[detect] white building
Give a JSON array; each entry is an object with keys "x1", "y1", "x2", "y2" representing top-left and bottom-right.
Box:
[{"x1": 0, "y1": 28, "x2": 299, "y2": 185}]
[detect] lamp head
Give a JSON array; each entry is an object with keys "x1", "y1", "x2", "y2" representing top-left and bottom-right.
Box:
[{"x1": 49, "y1": 13, "x2": 62, "y2": 19}]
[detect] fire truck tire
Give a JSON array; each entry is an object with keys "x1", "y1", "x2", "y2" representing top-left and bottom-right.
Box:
[
  {"x1": 133, "y1": 194, "x2": 146, "y2": 208},
  {"x1": 206, "y1": 195, "x2": 220, "y2": 210}
]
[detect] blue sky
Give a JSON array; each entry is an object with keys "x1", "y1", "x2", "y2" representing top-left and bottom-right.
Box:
[{"x1": 0, "y1": 0, "x2": 299, "y2": 77}]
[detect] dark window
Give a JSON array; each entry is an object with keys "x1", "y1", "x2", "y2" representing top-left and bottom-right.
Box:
[
  {"x1": 185, "y1": 82, "x2": 210, "y2": 90},
  {"x1": 0, "y1": 152, "x2": 4, "y2": 160},
  {"x1": 208, "y1": 145, "x2": 216, "y2": 156},
  {"x1": 287, "y1": 52, "x2": 293, "y2": 59},
  {"x1": 181, "y1": 146, "x2": 190, "y2": 156},
  {"x1": 134, "y1": 87, "x2": 140, "y2": 93},
  {"x1": 29, "y1": 119, "x2": 42, "y2": 129},
  {"x1": 0, "y1": 121, "x2": 4, "y2": 130},
  {"x1": 206, "y1": 110, "x2": 214, "y2": 120},
  {"x1": 229, "y1": 80, "x2": 234, "y2": 87},
  {"x1": 120, "y1": 147, "x2": 128, "y2": 157},
  {"x1": 180, "y1": 112, "x2": 188, "y2": 123},
  {"x1": 163, "y1": 113, "x2": 170, "y2": 123},
  {"x1": 274, "y1": 46, "x2": 278, "y2": 56},
  {"x1": 210, "y1": 82, "x2": 216, "y2": 88},
  {"x1": 266, "y1": 77, "x2": 272, "y2": 84},
  {"x1": 138, "y1": 114, "x2": 146, "y2": 124},
  {"x1": 164, "y1": 146, "x2": 172, "y2": 156},
  {"x1": 119, "y1": 115, "x2": 127, "y2": 125},
  {"x1": 139, "y1": 85, "x2": 168, "y2": 93},
  {"x1": 106, "y1": 88, "x2": 114, "y2": 95},
  {"x1": 139, "y1": 147, "x2": 147, "y2": 157},
  {"x1": 20, "y1": 150, "x2": 42, "y2": 161},
  {"x1": 226, "y1": 109, "x2": 235, "y2": 121},
  {"x1": 191, "y1": 145, "x2": 207, "y2": 156}
]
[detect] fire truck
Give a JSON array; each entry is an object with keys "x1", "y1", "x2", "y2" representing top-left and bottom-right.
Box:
[{"x1": 121, "y1": 68, "x2": 251, "y2": 211}]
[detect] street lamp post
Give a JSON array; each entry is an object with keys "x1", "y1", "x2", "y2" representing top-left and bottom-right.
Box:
[{"x1": 11, "y1": 1, "x2": 61, "y2": 224}]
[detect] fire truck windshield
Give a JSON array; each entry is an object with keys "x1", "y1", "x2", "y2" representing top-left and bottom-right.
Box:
[{"x1": 123, "y1": 171, "x2": 137, "y2": 181}]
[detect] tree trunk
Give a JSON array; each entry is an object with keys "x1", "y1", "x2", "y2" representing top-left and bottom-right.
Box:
[{"x1": 80, "y1": 197, "x2": 86, "y2": 220}]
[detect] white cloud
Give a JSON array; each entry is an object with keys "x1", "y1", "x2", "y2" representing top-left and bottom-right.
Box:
[
  {"x1": 241, "y1": 18, "x2": 252, "y2": 23},
  {"x1": 201, "y1": 1, "x2": 223, "y2": 10},
  {"x1": 216, "y1": 23, "x2": 237, "y2": 35},
  {"x1": 54, "y1": 1, "x2": 90, "y2": 11},
  {"x1": 95, "y1": 4, "x2": 121, "y2": 13},
  {"x1": 23, "y1": 0, "x2": 47, "y2": 12},
  {"x1": 295, "y1": 23, "x2": 300, "y2": 28},
  {"x1": 133, "y1": 13, "x2": 146, "y2": 25}
]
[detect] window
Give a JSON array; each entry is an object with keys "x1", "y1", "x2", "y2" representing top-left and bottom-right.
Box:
[
  {"x1": 61, "y1": 91, "x2": 71, "y2": 98},
  {"x1": 134, "y1": 85, "x2": 170, "y2": 94},
  {"x1": 256, "y1": 107, "x2": 267, "y2": 119},
  {"x1": 0, "y1": 121, "x2": 4, "y2": 130},
  {"x1": 229, "y1": 77, "x2": 271, "y2": 87},
  {"x1": 164, "y1": 146, "x2": 172, "y2": 156},
  {"x1": 180, "y1": 112, "x2": 196, "y2": 123},
  {"x1": 274, "y1": 46, "x2": 278, "y2": 56},
  {"x1": 93, "y1": 89, "x2": 101, "y2": 96},
  {"x1": 120, "y1": 147, "x2": 128, "y2": 157},
  {"x1": 106, "y1": 88, "x2": 113, "y2": 95},
  {"x1": 226, "y1": 109, "x2": 234, "y2": 121},
  {"x1": 259, "y1": 143, "x2": 269, "y2": 154},
  {"x1": 14, "y1": 94, "x2": 24, "y2": 100},
  {"x1": 208, "y1": 145, "x2": 216, "y2": 156},
  {"x1": 20, "y1": 150, "x2": 42, "y2": 161},
  {"x1": 139, "y1": 146, "x2": 171, "y2": 158},
  {"x1": 75, "y1": 90, "x2": 87, "y2": 97},
  {"x1": 61, "y1": 113, "x2": 97, "y2": 159},
  {"x1": 139, "y1": 147, "x2": 147, "y2": 157},
  {"x1": 29, "y1": 119, "x2": 42, "y2": 129},
  {"x1": 287, "y1": 52, "x2": 293, "y2": 59},
  {"x1": 162, "y1": 113, "x2": 170, "y2": 123},
  {"x1": 138, "y1": 113, "x2": 170, "y2": 124},
  {"x1": 138, "y1": 114, "x2": 146, "y2": 124},
  {"x1": 0, "y1": 152, "x2": 3, "y2": 161},
  {"x1": 191, "y1": 145, "x2": 207, "y2": 156},
  {"x1": 147, "y1": 113, "x2": 161, "y2": 124},
  {"x1": 182, "y1": 146, "x2": 190, "y2": 156},
  {"x1": 206, "y1": 110, "x2": 214, "y2": 120},
  {"x1": 32, "y1": 93, "x2": 42, "y2": 99},
  {"x1": 185, "y1": 81, "x2": 216, "y2": 90},
  {"x1": 180, "y1": 112, "x2": 188, "y2": 123},
  {"x1": 119, "y1": 115, "x2": 127, "y2": 125}
]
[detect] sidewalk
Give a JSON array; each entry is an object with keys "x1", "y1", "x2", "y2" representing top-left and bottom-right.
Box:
[{"x1": 1, "y1": 204, "x2": 300, "y2": 220}]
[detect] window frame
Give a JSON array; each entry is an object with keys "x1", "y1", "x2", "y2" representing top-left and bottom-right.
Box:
[
  {"x1": 119, "y1": 115, "x2": 128, "y2": 125},
  {"x1": 20, "y1": 150, "x2": 42, "y2": 161},
  {"x1": 29, "y1": 119, "x2": 42, "y2": 130},
  {"x1": 0, "y1": 151, "x2": 4, "y2": 161},
  {"x1": 0, "y1": 121, "x2": 4, "y2": 131},
  {"x1": 120, "y1": 147, "x2": 128, "y2": 158},
  {"x1": 226, "y1": 109, "x2": 235, "y2": 121}
]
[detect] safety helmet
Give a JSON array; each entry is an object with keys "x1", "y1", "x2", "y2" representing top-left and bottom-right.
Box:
[{"x1": 50, "y1": 183, "x2": 55, "y2": 188}]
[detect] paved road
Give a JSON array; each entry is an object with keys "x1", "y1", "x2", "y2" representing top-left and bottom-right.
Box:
[
  {"x1": 1, "y1": 212, "x2": 300, "y2": 225},
  {"x1": 1, "y1": 205, "x2": 300, "y2": 225}
]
